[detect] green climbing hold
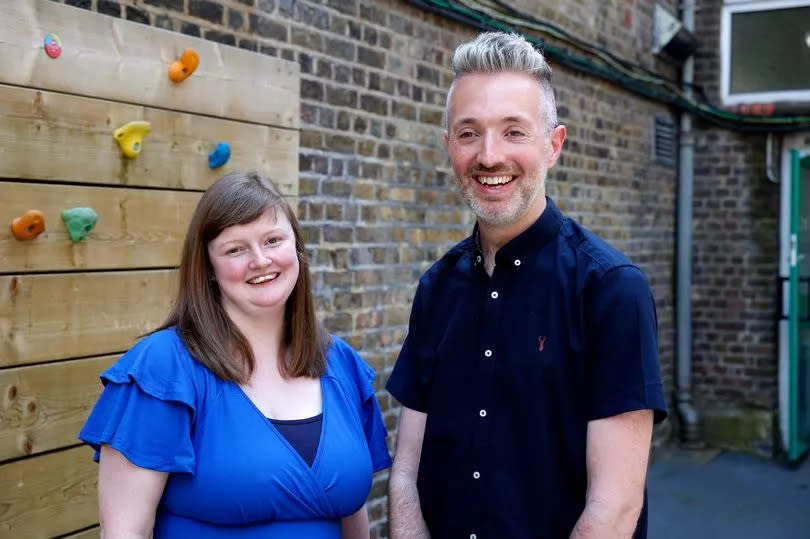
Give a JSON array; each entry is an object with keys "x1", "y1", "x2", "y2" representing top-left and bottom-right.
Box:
[{"x1": 61, "y1": 207, "x2": 98, "y2": 243}]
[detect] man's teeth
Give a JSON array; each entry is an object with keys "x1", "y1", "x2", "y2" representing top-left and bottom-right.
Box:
[
  {"x1": 477, "y1": 175, "x2": 513, "y2": 185},
  {"x1": 248, "y1": 273, "x2": 278, "y2": 284}
]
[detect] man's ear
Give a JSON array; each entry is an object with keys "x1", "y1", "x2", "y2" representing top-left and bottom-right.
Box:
[
  {"x1": 443, "y1": 130, "x2": 449, "y2": 149},
  {"x1": 547, "y1": 125, "x2": 566, "y2": 168}
]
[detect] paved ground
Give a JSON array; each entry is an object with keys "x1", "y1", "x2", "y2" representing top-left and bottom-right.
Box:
[{"x1": 647, "y1": 449, "x2": 810, "y2": 539}]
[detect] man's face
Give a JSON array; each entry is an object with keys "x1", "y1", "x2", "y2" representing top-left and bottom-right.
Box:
[{"x1": 444, "y1": 71, "x2": 565, "y2": 228}]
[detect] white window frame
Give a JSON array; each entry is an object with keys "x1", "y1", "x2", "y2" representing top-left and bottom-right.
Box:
[{"x1": 720, "y1": 0, "x2": 810, "y2": 105}]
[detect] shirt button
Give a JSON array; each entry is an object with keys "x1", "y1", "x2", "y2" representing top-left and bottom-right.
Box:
[
  {"x1": 514, "y1": 259, "x2": 521, "y2": 266},
  {"x1": 484, "y1": 349, "x2": 492, "y2": 357},
  {"x1": 479, "y1": 409, "x2": 487, "y2": 417},
  {"x1": 473, "y1": 471, "x2": 480, "y2": 479},
  {"x1": 490, "y1": 291, "x2": 499, "y2": 299},
  {"x1": 476, "y1": 255, "x2": 482, "y2": 263},
  {"x1": 470, "y1": 535, "x2": 478, "y2": 539}
]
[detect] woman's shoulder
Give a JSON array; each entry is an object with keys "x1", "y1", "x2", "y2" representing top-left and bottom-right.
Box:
[
  {"x1": 102, "y1": 326, "x2": 207, "y2": 406},
  {"x1": 325, "y1": 336, "x2": 376, "y2": 394}
]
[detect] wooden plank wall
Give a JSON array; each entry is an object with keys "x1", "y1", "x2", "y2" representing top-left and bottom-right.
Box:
[{"x1": 0, "y1": 1, "x2": 300, "y2": 536}]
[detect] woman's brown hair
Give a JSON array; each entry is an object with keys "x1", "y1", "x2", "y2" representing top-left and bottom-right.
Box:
[{"x1": 155, "y1": 171, "x2": 329, "y2": 382}]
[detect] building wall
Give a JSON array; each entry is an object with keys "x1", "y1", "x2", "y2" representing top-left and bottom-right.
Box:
[
  {"x1": 53, "y1": 0, "x2": 683, "y2": 534},
  {"x1": 691, "y1": 0, "x2": 781, "y2": 455}
]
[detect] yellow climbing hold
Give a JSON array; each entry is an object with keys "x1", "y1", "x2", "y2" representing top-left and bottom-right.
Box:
[{"x1": 113, "y1": 121, "x2": 151, "y2": 158}]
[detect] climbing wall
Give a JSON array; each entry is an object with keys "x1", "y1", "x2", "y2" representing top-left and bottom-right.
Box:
[{"x1": 0, "y1": 1, "x2": 299, "y2": 536}]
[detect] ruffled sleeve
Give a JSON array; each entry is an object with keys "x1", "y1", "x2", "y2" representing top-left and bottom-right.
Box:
[
  {"x1": 78, "y1": 328, "x2": 198, "y2": 474},
  {"x1": 332, "y1": 338, "x2": 392, "y2": 473}
]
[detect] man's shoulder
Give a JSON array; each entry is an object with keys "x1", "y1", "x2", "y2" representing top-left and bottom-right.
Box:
[
  {"x1": 557, "y1": 215, "x2": 635, "y2": 275},
  {"x1": 418, "y1": 234, "x2": 475, "y2": 287}
]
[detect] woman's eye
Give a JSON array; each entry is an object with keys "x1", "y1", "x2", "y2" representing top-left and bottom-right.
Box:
[{"x1": 266, "y1": 237, "x2": 279, "y2": 245}]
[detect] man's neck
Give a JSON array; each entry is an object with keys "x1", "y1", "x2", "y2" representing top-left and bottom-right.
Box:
[{"x1": 479, "y1": 194, "x2": 546, "y2": 276}]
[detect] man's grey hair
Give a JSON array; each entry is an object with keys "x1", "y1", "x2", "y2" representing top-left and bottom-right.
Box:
[{"x1": 445, "y1": 32, "x2": 558, "y2": 133}]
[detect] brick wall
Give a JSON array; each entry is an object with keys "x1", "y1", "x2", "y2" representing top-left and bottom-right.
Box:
[
  {"x1": 54, "y1": 0, "x2": 683, "y2": 533},
  {"x1": 692, "y1": 0, "x2": 781, "y2": 438}
]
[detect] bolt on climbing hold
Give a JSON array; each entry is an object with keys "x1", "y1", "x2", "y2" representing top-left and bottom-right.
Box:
[
  {"x1": 11, "y1": 210, "x2": 46, "y2": 241},
  {"x1": 44, "y1": 33, "x2": 62, "y2": 59},
  {"x1": 169, "y1": 48, "x2": 200, "y2": 83},
  {"x1": 208, "y1": 142, "x2": 231, "y2": 169},
  {"x1": 62, "y1": 207, "x2": 98, "y2": 243},
  {"x1": 113, "y1": 121, "x2": 151, "y2": 158}
]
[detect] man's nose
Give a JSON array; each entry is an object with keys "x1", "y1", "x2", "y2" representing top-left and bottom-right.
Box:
[{"x1": 477, "y1": 133, "x2": 505, "y2": 169}]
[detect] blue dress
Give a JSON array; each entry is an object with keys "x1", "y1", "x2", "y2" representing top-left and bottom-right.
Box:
[{"x1": 79, "y1": 328, "x2": 392, "y2": 538}]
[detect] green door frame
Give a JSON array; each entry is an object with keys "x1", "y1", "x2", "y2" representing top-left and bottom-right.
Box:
[{"x1": 788, "y1": 149, "x2": 810, "y2": 462}]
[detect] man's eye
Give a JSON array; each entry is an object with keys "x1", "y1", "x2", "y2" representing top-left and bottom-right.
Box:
[
  {"x1": 458, "y1": 131, "x2": 475, "y2": 138},
  {"x1": 507, "y1": 130, "x2": 526, "y2": 136}
]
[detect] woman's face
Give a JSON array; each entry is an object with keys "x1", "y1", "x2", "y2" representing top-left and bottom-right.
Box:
[{"x1": 207, "y1": 207, "x2": 300, "y2": 324}]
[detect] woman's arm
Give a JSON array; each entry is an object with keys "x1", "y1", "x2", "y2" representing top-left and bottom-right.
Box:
[
  {"x1": 341, "y1": 504, "x2": 370, "y2": 539},
  {"x1": 98, "y1": 445, "x2": 168, "y2": 539}
]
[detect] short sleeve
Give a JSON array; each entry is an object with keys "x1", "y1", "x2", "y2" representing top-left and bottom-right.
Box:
[
  {"x1": 386, "y1": 280, "x2": 432, "y2": 412},
  {"x1": 584, "y1": 266, "x2": 668, "y2": 423},
  {"x1": 333, "y1": 339, "x2": 393, "y2": 473},
  {"x1": 78, "y1": 329, "x2": 198, "y2": 474}
]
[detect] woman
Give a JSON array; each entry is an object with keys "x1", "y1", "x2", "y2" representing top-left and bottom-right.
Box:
[{"x1": 79, "y1": 172, "x2": 391, "y2": 538}]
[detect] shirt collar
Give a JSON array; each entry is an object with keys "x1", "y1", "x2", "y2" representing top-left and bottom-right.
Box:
[{"x1": 471, "y1": 196, "x2": 564, "y2": 268}]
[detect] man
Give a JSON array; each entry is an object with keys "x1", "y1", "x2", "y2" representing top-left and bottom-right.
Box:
[{"x1": 386, "y1": 32, "x2": 667, "y2": 539}]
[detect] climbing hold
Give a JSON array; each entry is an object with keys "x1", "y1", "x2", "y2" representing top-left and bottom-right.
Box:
[
  {"x1": 169, "y1": 48, "x2": 200, "y2": 82},
  {"x1": 61, "y1": 207, "x2": 98, "y2": 243},
  {"x1": 208, "y1": 142, "x2": 231, "y2": 169},
  {"x1": 11, "y1": 210, "x2": 46, "y2": 241},
  {"x1": 43, "y1": 33, "x2": 62, "y2": 59},
  {"x1": 113, "y1": 121, "x2": 151, "y2": 158}
]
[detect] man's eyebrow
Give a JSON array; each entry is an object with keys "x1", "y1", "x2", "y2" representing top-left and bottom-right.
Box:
[{"x1": 452, "y1": 115, "x2": 532, "y2": 128}]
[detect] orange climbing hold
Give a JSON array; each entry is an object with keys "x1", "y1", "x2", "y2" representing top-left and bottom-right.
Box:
[
  {"x1": 169, "y1": 48, "x2": 200, "y2": 82},
  {"x1": 11, "y1": 209, "x2": 46, "y2": 241}
]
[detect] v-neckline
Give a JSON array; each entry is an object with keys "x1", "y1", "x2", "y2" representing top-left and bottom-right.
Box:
[{"x1": 234, "y1": 377, "x2": 327, "y2": 472}]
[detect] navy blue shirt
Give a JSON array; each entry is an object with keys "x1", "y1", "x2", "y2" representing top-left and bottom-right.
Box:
[{"x1": 387, "y1": 197, "x2": 668, "y2": 539}]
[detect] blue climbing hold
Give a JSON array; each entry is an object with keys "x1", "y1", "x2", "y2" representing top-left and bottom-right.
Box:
[{"x1": 208, "y1": 142, "x2": 231, "y2": 169}]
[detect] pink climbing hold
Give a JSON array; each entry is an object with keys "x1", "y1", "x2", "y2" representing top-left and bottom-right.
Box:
[{"x1": 44, "y1": 33, "x2": 62, "y2": 59}]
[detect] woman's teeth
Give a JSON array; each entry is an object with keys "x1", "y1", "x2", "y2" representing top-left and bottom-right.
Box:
[{"x1": 247, "y1": 273, "x2": 278, "y2": 284}]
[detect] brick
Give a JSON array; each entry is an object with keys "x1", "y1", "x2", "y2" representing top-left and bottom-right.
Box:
[
  {"x1": 228, "y1": 9, "x2": 244, "y2": 30},
  {"x1": 358, "y1": 46, "x2": 385, "y2": 68},
  {"x1": 65, "y1": 0, "x2": 91, "y2": 8},
  {"x1": 298, "y1": 4, "x2": 330, "y2": 30},
  {"x1": 325, "y1": 134, "x2": 355, "y2": 153},
  {"x1": 154, "y1": 14, "x2": 173, "y2": 30},
  {"x1": 97, "y1": 0, "x2": 121, "y2": 17},
  {"x1": 291, "y1": 26, "x2": 323, "y2": 50},
  {"x1": 257, "y1": 0, "x2": 275, "y2": 12},
  {"x1": 301, "y1": 79, "x2": 324, "y2": 100},
  {"x1": 327, "y1": 0, "x2": 357, "y2": 16},
  {"x1": 360, "y1": 94, "x2": 387, "y2": 116},
  {"x1": 337, "y1": 111, "x2": 350, "y2": 130},
  {"x1": 325, "y1": 37, "x2": 355, "y2": 61},
  {"x1": 190, "y1": 0, "x2": 223, "y2": 24},
  {"x1": 326, "y1": 86, "x2": 357, "y2": 107},
  {"x1": 250, "y1": 14, "x2": 287, "y2": 40},
  {"x1": 238, "y1": 39, "x2": 258, "y2": 51},
  {"x1": 180, "y1": 22, "x2": 201, "y2": 37},
  {"x1": 125, "y1": 5, "x2": 150, "y2": 24},
  {"x1": 205, "y1": 29, "x2": 236, "y2": 46},
  {"x1": 416, "y1": 64, "x2": 440, "y2": 86}
]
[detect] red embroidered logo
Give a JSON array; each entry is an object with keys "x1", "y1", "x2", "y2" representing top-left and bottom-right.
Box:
[{"x1": 538, "y1": 336, "x2": 547, "y2": 352}]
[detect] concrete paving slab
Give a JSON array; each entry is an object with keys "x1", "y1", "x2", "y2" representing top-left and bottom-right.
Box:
[{"x1": 647, "y1": 450, "x2": 810, "y2": 539}]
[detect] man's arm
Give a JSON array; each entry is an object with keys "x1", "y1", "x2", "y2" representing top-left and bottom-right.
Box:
[
  {"x1": 569, "y1": 409, "x2": 653, "y2": 539},
  {"x1": 389, "y1": 406, "x2": 430, "y2": 539}
]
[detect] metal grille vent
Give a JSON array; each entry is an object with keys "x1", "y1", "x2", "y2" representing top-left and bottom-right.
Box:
[{"x1": 653, "y1": 116, "x2": 677, "y2": 167}]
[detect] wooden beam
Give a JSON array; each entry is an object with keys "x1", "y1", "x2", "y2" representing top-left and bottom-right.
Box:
[
  {"x1": 2, "y1": 182, "x2": 198, "y2": 273},
  {"x1": 0, "y1": 446, "x2": 98, "y2": 538},
  {"x1": 0, "y1": 0, "x2": 299, "y2": 128},
  {"x1": 64, "y1": 527, "x2": 100, "y2": 538},
  {"x1": 0, "y1": 84, "x2": 298, "y2": 194},
  {"x1": 0, "y1": 355, "x2": 117, "y2": 461},
  {"x1": 1, "y1": 270, "x2": 176, "y2": 367}
]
